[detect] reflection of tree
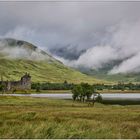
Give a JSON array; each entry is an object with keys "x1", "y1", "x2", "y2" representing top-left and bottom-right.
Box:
[{"x1": 92, "y1": 93, "x2": 102, "y2": 103}]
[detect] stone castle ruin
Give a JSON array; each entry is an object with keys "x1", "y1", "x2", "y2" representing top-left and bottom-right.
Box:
[{"x1": 0, "y1": 73, "x2": 31, "y2": 91}]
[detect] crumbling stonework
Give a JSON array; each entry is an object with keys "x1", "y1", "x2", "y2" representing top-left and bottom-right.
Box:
[{"x1": 0, "y1": 73, "x2": 31, "y2": 91}]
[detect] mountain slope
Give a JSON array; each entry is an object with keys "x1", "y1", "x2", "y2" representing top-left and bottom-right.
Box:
[
  {"x1": 0, "y1": 38, "x2": 59, "y2": 62},
  {"x1": 0, "y1": 38, "x2": 106, "y2": 84},
  {"x1": 81, "y1": 69, "x2": 139, "y2": 83},
  {"x1": 78, "y1": 61, "x2": 140, "y2": 83}
]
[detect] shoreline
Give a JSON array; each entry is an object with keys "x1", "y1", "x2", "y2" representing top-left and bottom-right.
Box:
[{"x1": 1, "y1": 89, "x2": 140, "y2": 94}]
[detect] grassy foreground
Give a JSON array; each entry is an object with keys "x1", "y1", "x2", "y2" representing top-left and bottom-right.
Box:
[{"x1": 0, "y1": 96, "x2": 140, "y2": 139}]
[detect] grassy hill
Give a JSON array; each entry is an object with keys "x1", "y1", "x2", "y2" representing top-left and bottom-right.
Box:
[
  {"x1": 78, "y1": 61, "x2": 140, "y2": 83},
  {"x1": 0, "y1": 58, "x2": 106, "y2": 83},
  {"x1": 81, "y1": 69, "x2": 139, "y2": 83},
  {"x1": 0, "y1": 38, "x2": 106, "y2": 84}
]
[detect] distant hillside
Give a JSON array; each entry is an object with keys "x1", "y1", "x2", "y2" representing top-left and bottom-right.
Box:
[
  {"x1": 78, "y1": 61, "x2": 140, "y2": 83},
  {"x1": 0, "y1": 38, "x2": 106, "y2": 84}
]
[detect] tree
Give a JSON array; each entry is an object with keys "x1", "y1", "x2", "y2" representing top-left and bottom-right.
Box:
[
  {"x1": 72, "y1": 83, "x2": 94, "y2": 102},
  {"x1": 81, "y1": 83, "x2": 93, "y2": 101},
  {"x1": 72, "y1": 85, "x2": 83, "y2": 101},
  {"x1": 36, "y1": 83, "x2": 41, "y2": 92},
  {"x1": 64, "y1": 80, "x2": 68, "y2": 85},
  {"x1": 0, "y1": 84, "x2": 5, "y2": 94}
]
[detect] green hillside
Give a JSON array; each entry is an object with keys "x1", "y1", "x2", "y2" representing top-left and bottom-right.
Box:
[
  {"x1": 0, "y1": 58, "x2": 105, "y2": 84},
  {"x1": 0, "y1": 38, "x2": 106, "y2": 84},
  {"x1": 80, "y1": 68, "x2": 140, "y2": 83},
  {"x1": 75, "y1": 58, "x2": 140, "y2": 83}
]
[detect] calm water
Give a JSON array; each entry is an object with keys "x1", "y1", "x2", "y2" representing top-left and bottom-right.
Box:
[
  {"x1": 1, "y1": 93, "x2": 72, "y2": 99},
  {"x1": 1, "y1": 93, "x2": 140, "y2": 100},
  {"x1": 101, "y1": 93, "x2": 140, "y2": 100}
]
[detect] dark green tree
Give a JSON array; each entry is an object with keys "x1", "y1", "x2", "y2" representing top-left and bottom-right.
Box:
[
  {"x1": 72, "y1": 85, "x2": 83, "y2": 101},
  {"x1": 36, "y1": 83, "x2": 41, "y2": 92},
  {"x1": 0, "y1": 84, "x2": 5, "y2": 94},
  {"x1": 72, "y1": 83, "x2": 94, "y2": 102},
  {"x1": 81, "y1": 83, "x2": 93, "y2": 101}
]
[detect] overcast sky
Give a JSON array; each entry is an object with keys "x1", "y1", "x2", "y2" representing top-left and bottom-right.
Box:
[{"x1": 0, "y1": 1, "x2": 140, "y2": 74}]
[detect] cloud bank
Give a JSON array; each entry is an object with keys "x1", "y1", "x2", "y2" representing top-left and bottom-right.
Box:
[
  {"x1": 0, "y1": 39, "x2": 53, "y2": 61},
  {"x1": 58, "y1": 20, "x2": 140, "y2": 74},
  {"x1": 0, "y1": 2, "x2": 140, "y2": 74}
]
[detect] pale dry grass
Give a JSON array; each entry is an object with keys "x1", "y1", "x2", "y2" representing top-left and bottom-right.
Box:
[{"x1": 0, "y1": 96, "x2": 140, "y2": 139}]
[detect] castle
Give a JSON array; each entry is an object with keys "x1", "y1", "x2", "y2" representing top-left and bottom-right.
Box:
[{"x1": 0, "y1": 73, "x2": 31, "y2": 91}]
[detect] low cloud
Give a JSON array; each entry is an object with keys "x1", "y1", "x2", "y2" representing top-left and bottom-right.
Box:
[
  {"x1": 58, "y1": 20, "x2": 140, "y2": 74},
  {"x1": 0, "y1": 39, "x2": 52, "y2": 61},
  {"x1": 0, "y1": 2, "x2": 140, "y2": 74},
  {"x1": 71, "y1": 45, "x2": 118, "y2": 69},
  {"x1": 109, "y1": 53, "x2": 140, "y2": 74},
  {"x1": 1, "y1": 20, "x2": 140, "y2": 75}
]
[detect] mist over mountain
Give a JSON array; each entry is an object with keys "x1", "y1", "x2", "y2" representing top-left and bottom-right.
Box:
[
  {"x1": 0, "y1": 2, "x2": 140, "y2": 76},
  {"x1": 0, "y1": 38, "x2": 58, "y2": 62},
  {"x1": 0, "y1": 2, "x2": 140, "y2": 83},
  {"x1": 56, "y1": 20, "x2": 140, "y2": 76},
  {"x1": 49, "y1": 44, "x2": 86, "y2": 60},
  {"x1": 0, "y1": 38, "x2": 104, "y2": 83}
]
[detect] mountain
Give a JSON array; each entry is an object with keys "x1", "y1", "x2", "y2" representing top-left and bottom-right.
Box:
[
  {"x1": 0, "y1": 38, "x2": 59, "y2": 62},
  {"x1": 78, "y1": 61, "x2": 140, "y2": 83},
  {"x1": 0, "y1": 38, "x2": 106, "y2": 84}
]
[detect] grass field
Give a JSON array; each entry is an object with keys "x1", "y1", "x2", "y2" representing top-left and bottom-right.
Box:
[{"x1": 0, "y1": 96, "x2": 140, "y2": 139}]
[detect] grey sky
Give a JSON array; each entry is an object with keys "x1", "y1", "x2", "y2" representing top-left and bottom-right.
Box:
[
  {"x1": 0, "y1": 1, "x2": 140, "y2": 73},
  {"x1": 0, "y1": 2, "x2": 139, "y2": 47}
]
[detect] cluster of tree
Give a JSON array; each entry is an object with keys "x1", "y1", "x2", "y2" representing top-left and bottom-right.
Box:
[
  {"x1": 72, "y1": 83, "x2": 95, "y2": 102},
  {"x1": 93, "y1": 82, "x2": 140, "y2": 91},
  {"x1": 31, "y1": 81, "x2": 140, "y2": 93},
  {"x1": 31, "y1": 81, "x2": 74, "y2": 91},
  {"x1": 0, "y1": 84, "x2": 5, "y2": 93}
]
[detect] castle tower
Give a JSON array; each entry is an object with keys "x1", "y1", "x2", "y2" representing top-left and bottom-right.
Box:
[
  {"x1": 6, "y1": 80, "x2": 11, "y2": 91},
  {"x1": 20, "y1": 73, "x2": 31, "y2": 90}
]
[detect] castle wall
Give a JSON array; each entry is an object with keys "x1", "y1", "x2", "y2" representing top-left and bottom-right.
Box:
[{"x1": 0, "y1": 74, "x2": 31, "y2": 91}]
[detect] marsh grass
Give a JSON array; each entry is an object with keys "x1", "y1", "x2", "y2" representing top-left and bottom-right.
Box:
[{"x1": 0, "y1": 96, "x2": 140, "y2": 139}]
